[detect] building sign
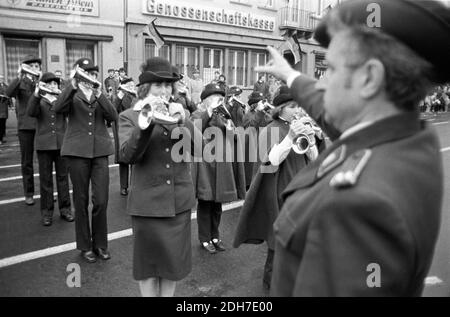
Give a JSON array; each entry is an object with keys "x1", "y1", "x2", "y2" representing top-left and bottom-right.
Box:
[
  {"x1": 144, "y1": 0, "x2": 276, "y2": 32},
  {"x1": 0, "y1": 0, "x2": 99, "y2": 17}
]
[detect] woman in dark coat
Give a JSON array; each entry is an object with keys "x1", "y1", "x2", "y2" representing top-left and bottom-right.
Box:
[
  {"x1": 27, "y1": 73, "x2": 74, "y2": 226},
  {"x1": 112, "y1": 77, "x2": 137, "y2": 196},
  {"x1": 191, "y1": 83, "x2": 246, "y2": 254},
  {"x1": 119, "y1": 57, "x2": 202, "y2": 297},
  {"x1": 234, "y1": 86, "x2": 324, "y2": 290}
]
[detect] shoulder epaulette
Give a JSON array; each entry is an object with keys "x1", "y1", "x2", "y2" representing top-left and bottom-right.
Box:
[{"x1": 330, "y1": 149, "x2": 372, "y2": 189}]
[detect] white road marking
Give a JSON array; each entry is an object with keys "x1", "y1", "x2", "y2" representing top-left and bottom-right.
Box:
[
  {"x1": 0, "y1": 164, "x2": 119, "y2": 183},
  {"x1": 425, "y1": 276, "x2": 443, "y2": 286},
  {"x1": 0, "y1": 164, "x2": 21, "y2": 170},
  {"x1": 432, "y1": 122, "x2": 449, "y2": 126},
  {"x1": 441, "y1": 147, "x2": 450, "y2": 153},
  {"x1": 0, "y1": 190, "x2": 74, "y2": 206},
  {"x1": 0, "y1": 201, "x2": 244, "y2": 269}
]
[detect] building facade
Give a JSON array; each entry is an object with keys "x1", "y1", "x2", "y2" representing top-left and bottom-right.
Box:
[{"x1": 0, "y1": 0, "x2": 125, "y2": 84}]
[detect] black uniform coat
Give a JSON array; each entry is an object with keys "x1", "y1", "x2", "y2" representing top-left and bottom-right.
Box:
[
  {"x1": 54, "y1": 86, "x2": 118, "y2": 158},
  {"x1": 0, "y1": 83, "x2": 11, "y2": 119},
  {"x1": 190, "y1": 110, "x2": 246, "y2": 203},
  {"x1": 6, "y1": 77, "x2": 36, "y2": 130},
  {"x1": 271, "y1": 75, "x2": 443, "y2": 297},
  {"x1": 119, "y1": 108, "x2": 203, "y2": 218},
  {"x1": 112, "y1": 92, "x2": 135, "y2": 164},
  {"x1": 27, "y1": 95, "x2": 67, "y2": 151},
  {"x1": 234, "y1": 118, "x2": 310, "y2": 249}
]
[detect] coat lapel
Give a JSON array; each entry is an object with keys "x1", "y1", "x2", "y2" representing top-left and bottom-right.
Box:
[{"x1": 282, "y1": 112, "x2": 422, "y2": 198}]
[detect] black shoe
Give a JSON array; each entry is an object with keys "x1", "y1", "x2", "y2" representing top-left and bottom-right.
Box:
[
  {"x1": 94, "y1": 248, "x2": 111, "y2": 261},
  {"x1": 81, "y1": 251, "x2": 97, "y2": 263},
  {"x1": 42, "y1": 217, "x2": 52, "y2": 227},
  {"x1": 120, "y1": 188, "x2": 128, "y2": 196},
  {"x1": 60, "y1": 212, "x2": 75, "y2": 223},
  {"x1": 212, "y1": 240, "x2": 226, "y2": 252},
  {"x1": 25, "y1": 196, "x2": 35, "y2": 206},
  {"x1": 201, "y1": 242, "x2": 217, "y2": 254}
]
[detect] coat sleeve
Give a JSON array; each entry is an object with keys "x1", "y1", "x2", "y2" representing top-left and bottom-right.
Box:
[
  {"x1": 97, "y1": 93, "x2": 118, "y2": 123},
  {"x1": 290, "y1": 190, "x2": 414, "y2": 296},
  {"x1": 54, "y1": 86, "x2": 77, "y2": 114},
  {"x1": 118, "y1": 112, "x2": 155, "y2": 164},
  {"x1": 27, "y1": 95, "x2": 41, "y2": 118},
  {"x1": 290, "y1": 76, "x2": 341, "y2": 141},
  {"x1": 5, "y1": 78, "x2": 21, "y2": 98}
]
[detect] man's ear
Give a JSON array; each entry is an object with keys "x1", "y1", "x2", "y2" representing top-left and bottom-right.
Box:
[{"x1": 358, "y1": 59, "x2": 385, "y2": 99}]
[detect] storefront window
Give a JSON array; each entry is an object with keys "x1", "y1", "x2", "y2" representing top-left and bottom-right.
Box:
[
  {"x1": 314, "y1": 53, "x2": 327, "y2": 79},
  {"x1": 175, "y1": 45, "x2": 199, "y2": 78},
  {"x1": 66, "y1": 40, "x2": 96, "y2": 78},
  {"x1": 204, "y1": 48, "x2": 224, "y2": 83},
  {"x1": 250, "y1": 51, "x2": 268, "y2": 86},
  {"x1": 145, "y1": 41, "x2": 170, "y2": 60},
  {"x1": 228, "y1": 50, "x2": 247, "y2": 87},
  {"x1": 4, "y1": 38, "x2": 41, "y2": 83}
]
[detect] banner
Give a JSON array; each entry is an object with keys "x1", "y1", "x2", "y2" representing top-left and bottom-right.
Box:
[{"x1": 0, "y1": 0, "x2": 99, "y2": 17}]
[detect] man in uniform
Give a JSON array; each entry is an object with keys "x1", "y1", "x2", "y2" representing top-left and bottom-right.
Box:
[
  {"x1": 6, "y1": 55, "x2": 42, "y2": 205},
  {"x1": 0, "y1": 74, "x2": 11, "y2": 145},
  {"x1": 256, "y1": 0, "x2": 449, "y2": 296}
]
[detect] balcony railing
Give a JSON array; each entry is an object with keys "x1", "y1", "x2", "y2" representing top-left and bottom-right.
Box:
[{"x1": 279, "y1": 7, "x2": 319, "y2": 31}]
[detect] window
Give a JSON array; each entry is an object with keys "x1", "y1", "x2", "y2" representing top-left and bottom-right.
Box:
[
  {"x1": 203, "y1": 48, "x2": 224, "y2": 83},
  {"x1": 228, "y1": 50, "x2": 247, "y2": 87},
  {"x1": 145, "y1": 41, "x2": 170, "y2": 60},
  {"x1": 4, "y1": 38, "x2": 41, "y2": 83},
  {"x1": 315, "y1": 53, "x2": 327, "y2": 79},
  {"x1": 175, "y1": 45, "x2": 199, "y2": 78},
  {"x1": 66, "y1": 40, "x2": 96, "y2": 78},
  {"x1": 250, "y1": 51, "x2": 268, "y2": 86}
]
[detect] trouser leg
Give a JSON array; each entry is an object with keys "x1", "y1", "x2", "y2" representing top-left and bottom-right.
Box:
[
  {"x1": 90, "y1": 156, "x2": 109, "y2": 250},
  {"x1": 197, "y1": 200, "x2": 213, "y2": 243},
  {"x1": 18, "y1": 130, "x2": 35, "y2": 197},
  {"x1": 37, "y1": 151, "x2": 54, "y2": 217},
  {"x1": 54, "y1": 152, "x2": 71, "y2": 213}
]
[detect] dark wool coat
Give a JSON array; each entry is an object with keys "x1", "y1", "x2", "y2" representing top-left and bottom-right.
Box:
[
  {"x1": 191, "y1": 110, "x2": 246, "y2": 203},
  {"x1": 234, "y1": 119, "x2": 310, "y2": 249}
]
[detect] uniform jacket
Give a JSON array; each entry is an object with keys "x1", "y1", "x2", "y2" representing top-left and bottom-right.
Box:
[
  {"x1": 54, "y1": 86, "x2": 118, "y2": 158},
  {"x1": 119, "y1": 108, "x2": 203, "y2": 218},
  {"x1": 234, "y1": 118, "x2": 310, "y2": 249},
  {"x1": 27, "y1": 95, "x2": 67, "y2": 151},
  {"x1": 0, "y1": 83, "x2": 11, "y2": 119},
  {"x1": 113, "y1": 93, "x2": 135, "y2": 164},
  {"x1": 6, "y1": 76, "x2": 36, "y2": 130},
  {"x1": 191, "y1": 110, "x2": 246, "y2": 203},
  {"x1": 271, "y1": 75, "x2": 443, "y2": 297}
]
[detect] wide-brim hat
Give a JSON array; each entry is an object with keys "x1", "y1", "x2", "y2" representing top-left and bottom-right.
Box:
[
  {"x1": 273, "y1": 86, "x2": 293, "y2": 107},
  {"x1": 314, "y1": 0, "x2": 450, "y2": 84},
  {"x1": 201, "y1": 83, "x2": 226, "y2": 101},
  {"x1": 22, "y1": 55, "x2": 42, "y2": 65},
  {"x1": 137, "y1": 57, "x2": 180, "y2": 86},
  {"x1": 74, "y1": 58, "x2": 99, "y2": 72},
  {"x1": 248, "y1": 91, "x2": 264, "y2": 106},
  {"x1": 40, "y1": 72, "x2": 60, "y2": 85}
]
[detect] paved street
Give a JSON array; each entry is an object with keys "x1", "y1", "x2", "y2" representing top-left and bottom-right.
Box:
[{"x1": 0, "y1": 111, "x2": 449, "y2": 297}]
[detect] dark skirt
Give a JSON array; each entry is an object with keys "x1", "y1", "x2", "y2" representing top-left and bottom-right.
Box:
[{"x1": 132, "y1": 210, "x2": 192, "y2": 281}]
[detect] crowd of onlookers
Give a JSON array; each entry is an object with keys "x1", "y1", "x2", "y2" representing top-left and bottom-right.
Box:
[{"x1": 420, "y1": 84, "x2": 450, "y2": 114}]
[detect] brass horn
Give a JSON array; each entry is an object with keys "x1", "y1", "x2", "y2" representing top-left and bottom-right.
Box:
[
  {"x1": 291, "y1": 114, "x2": 317, "y2": 155},
  {"x1": 73, "y1": 66, "x2": 101, "y2": 89},
  {"x1": 212, "y1": 97, "x2": 232, "y2": 120},
  {"x1": 229, "y1": 95, "x2": 248, "y2": 111},
  {"x1": 21, "y1": 64, "x2": 41, "y2": 78},
  {"x1": 118, "y1": 84, "x2": 137, "y2": 97},
  {"x1": 39, "y1": 84, "x2": 61, "y2": 96}
]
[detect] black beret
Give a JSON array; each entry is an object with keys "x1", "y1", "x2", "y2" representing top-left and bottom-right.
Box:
[
  {"x1": 74, "y1": 58, "x2": 99, "y2": 72},
  {"x1": 201, "y1": 83, "x2": 226, "y2": 101},
  {"x1": 248, "y1": 91, "x2": 264, "y2": 106},
  {"x1": 314, "y1": 0, "x2": 450, "y2": 84},
  {"x1": 22, "y1": 55, "x2": 42, "y2": 65},
  {"x1": 40, "y1": 72, "x2": 60, "y2": 85},
  {"x1": 273, "y1": 86, "x2": 294, "y2": 108}
]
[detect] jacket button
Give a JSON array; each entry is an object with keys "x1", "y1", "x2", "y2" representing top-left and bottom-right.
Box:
[
  {"x1": 89, "y1": 132, "x2": 93, "y2": 136},
  {"x1": 164, "y1": 132, "x2": 168, "y2": 136},
  {"x1": 166, "y1": 180, "x2": 171, "y2": 185},
  {"x1": 52, "y1": 131, "x2": 56, "y2": 134},
  {"x1": 51, "y1": 115, "x2": 55, "y2": 119},
  {"x1": 165, "y1": 148, "x2": 170, "y2": 153},
  {"x1": 89, "y1": 122, "x2": 93, "y2": 126},
  {"x1": 89, "y1": 113, "x2": 93, "y2": 117},
  {"x1": 166, "y1": 164, "x2": 170, "y2": 169}
]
